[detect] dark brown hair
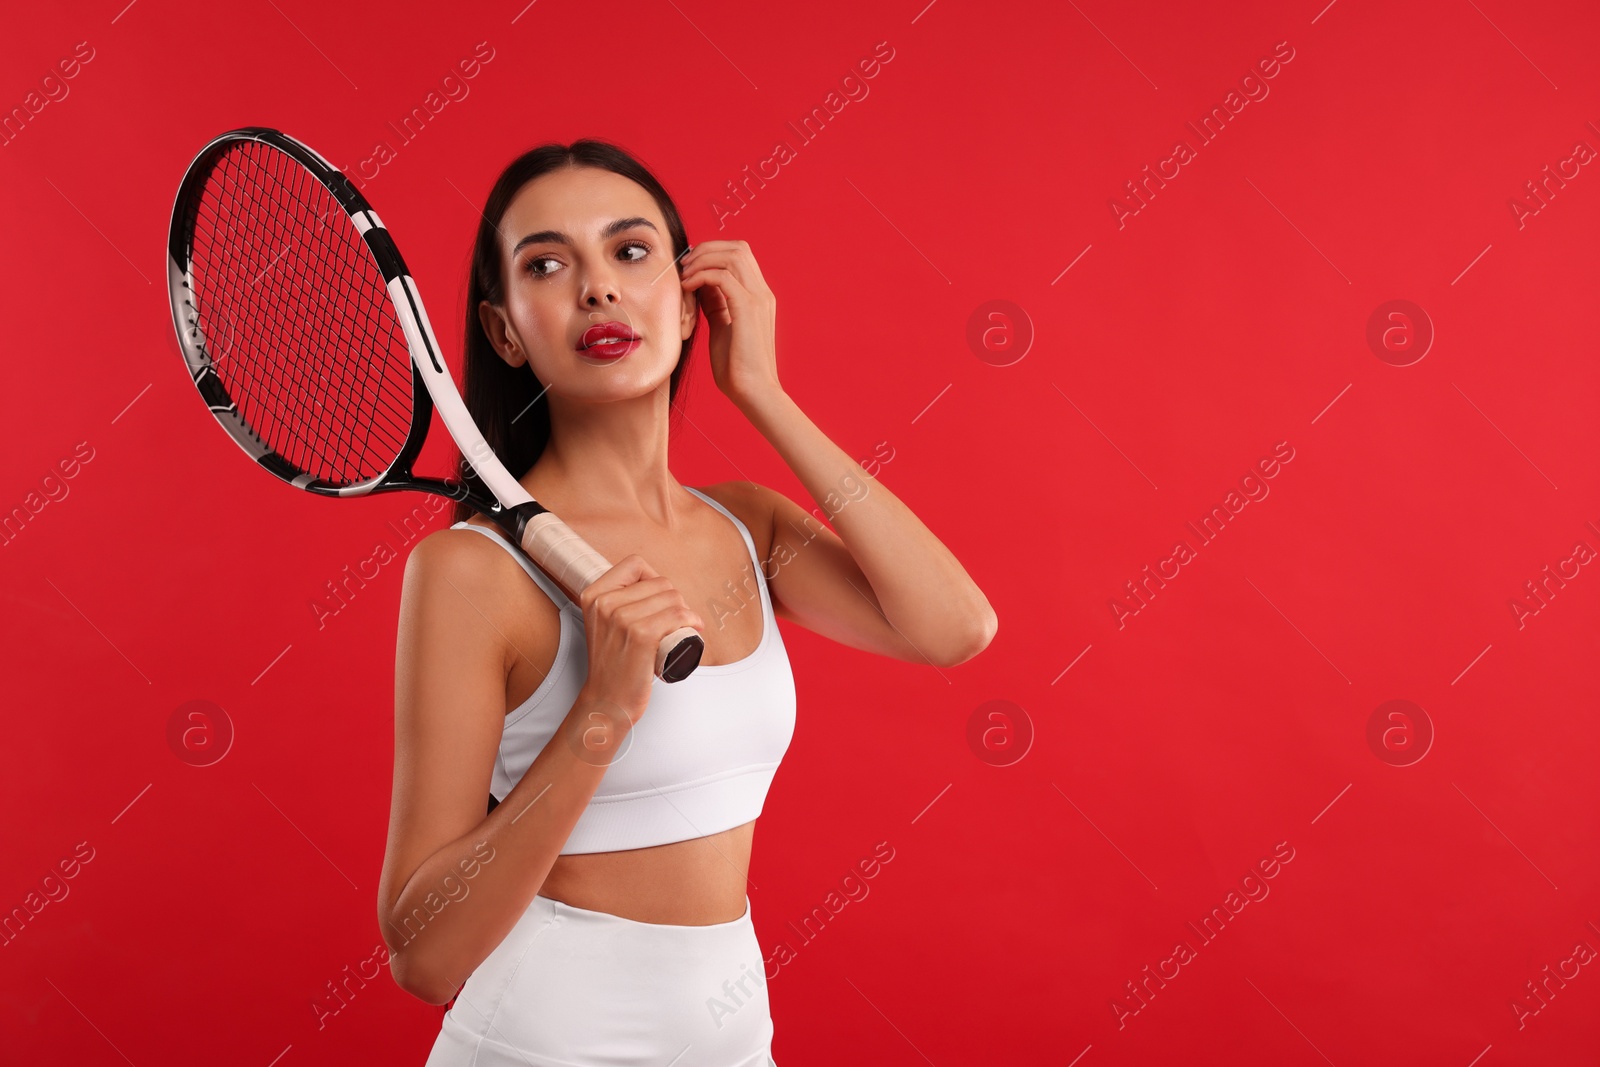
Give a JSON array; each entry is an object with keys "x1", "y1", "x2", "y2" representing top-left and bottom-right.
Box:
[{"x1": 451, "y1": 141, "x2": 697, "y2": 524}]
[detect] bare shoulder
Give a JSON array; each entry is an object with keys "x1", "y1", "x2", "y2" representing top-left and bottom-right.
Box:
[
  {"x1": 691, "y1": 480, "x2": 778, "y2": 567},
  {"x1": 403, "y1": 521, "x2": 524, "y2": 602},
  {"x1": 399, "y1": 521, "x2": 555, "y2": 669}
]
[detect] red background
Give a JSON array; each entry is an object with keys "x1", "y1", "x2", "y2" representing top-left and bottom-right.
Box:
[{"x1": 3, "y1": 0, "x2": 1598, "y2": 1063}]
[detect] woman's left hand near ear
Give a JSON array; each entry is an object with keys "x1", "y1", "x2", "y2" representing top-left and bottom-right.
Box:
[{"x1": 680, "y1": 240, "x2": 781, "y2": 408}]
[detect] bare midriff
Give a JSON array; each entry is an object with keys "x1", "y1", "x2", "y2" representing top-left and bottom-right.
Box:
[{"x1": 535, "y1": 820, "x2": 757, "y2": 925}]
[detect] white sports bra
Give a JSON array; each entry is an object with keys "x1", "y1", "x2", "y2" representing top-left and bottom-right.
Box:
[{"x1": 450, "y1": 486, "x2": 797, "y2": 854}]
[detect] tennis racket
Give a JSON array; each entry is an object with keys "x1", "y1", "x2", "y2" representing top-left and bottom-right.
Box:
[{"x1": 165, "y1": 125, "x2": 705, "y2": 682}]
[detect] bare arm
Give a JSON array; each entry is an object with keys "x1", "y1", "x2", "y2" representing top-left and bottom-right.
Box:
[
  {"x1": 737, "y1": 389, "x2": 998, "y2": 667},
  {"x1": 376, "y1": 531, "x2": 628, "y2": 1005},
  {"x1": 679, "y1": 237, "x2": 997, "y2": 668}
]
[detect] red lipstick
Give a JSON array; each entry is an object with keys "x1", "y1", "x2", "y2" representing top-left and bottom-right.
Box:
[{"x1": 578, "y1": 321, "x2": 641, "y2": 360}]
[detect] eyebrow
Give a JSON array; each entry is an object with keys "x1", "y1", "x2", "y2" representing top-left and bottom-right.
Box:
[{"x1": 511, "y1": 216, "x2": 659, "y2": 256}]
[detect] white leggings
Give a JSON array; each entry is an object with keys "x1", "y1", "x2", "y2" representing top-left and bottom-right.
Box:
[{"x1": 425, "y1": 893, "x2": 777, "y2": 1066}]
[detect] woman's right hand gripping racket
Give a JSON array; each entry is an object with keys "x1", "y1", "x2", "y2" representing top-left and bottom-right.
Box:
[{"x1": 166, "y1": 125, "x2": 705, "y2": 681}]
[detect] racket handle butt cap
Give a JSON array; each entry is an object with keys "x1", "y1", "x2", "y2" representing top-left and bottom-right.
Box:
[{"x1": 658, "y1": 628, "x2": 703, "y2": 683}]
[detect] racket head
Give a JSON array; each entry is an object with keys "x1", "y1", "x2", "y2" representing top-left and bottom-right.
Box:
[
  {"x1": 166, "y1": 127, "x2": 703, "y2": 682},
  {"x1": 167, "y1": 126, "x2": 444, "y2": 500}
]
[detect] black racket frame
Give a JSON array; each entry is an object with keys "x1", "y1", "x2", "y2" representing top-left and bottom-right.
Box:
[{"x1": 166, "y1": 125, "x2": 546, "y2": 547}]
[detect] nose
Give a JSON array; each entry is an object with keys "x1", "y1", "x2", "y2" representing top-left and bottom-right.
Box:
[{"x1": 578, "y1": 257, "x2": 622, "y2": 307}]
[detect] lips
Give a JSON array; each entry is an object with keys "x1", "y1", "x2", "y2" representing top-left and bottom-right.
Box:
[{"x1": 579, "y1": 321, "x2": 641, "y2": 354}]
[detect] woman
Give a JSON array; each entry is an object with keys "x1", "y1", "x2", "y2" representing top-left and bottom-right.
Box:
[{"x1": 377, "y1": 139, "x2": 997, "y2": 1066}]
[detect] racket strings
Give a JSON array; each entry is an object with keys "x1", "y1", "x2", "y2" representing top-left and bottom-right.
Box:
[
  {"x1": 194, "y1": 154, "x2": 411, "y2": 479},
  {"x1": 246, "y1": 148, "x2": 404, "y2": 464},
  {"x1": 206, "y1": 152, "x2": 339, "y2": 455},
  {"x1": 239, "y1": 145, "x2": 412, "y2": 468},
  {"x1": 229, "y1": 145, "x2": 412, "y2": 475},
  {"x1": 183, "y1": 139, "x2": 416, "y2": 485}
]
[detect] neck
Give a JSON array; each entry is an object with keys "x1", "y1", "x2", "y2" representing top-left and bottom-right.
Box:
[{"x1": 526, "y1": 382, "x2": 684, "y2": 529}]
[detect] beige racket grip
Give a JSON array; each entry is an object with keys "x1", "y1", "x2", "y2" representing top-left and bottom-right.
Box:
[{"x1": 517, "y1": 511, "x2": 704, "y2": 682}]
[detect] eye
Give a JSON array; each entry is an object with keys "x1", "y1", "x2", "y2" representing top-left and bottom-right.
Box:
[{"x1": 523, "y1": 240, "x2": 651, "y2": 278}]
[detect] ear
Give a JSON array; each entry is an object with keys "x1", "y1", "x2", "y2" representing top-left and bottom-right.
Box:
[
  {"x1": 679, "y1": 280, "x2": 698, "y2": 342},
  {"x1": 478, "y1": 300, "x2": 526, "y2": 368}
]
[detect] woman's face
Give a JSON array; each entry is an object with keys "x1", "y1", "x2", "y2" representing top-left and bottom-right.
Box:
[{"x1": 480, "y1": 165, "x2": 695, "y2": 401}]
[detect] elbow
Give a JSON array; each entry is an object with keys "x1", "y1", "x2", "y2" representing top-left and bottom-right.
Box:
[
  {"x1": 402, "y1": 972, "x2": 460, "y2": 1008},
  {"x1": 939, "y1": 604, "x2": 998, "y2": 667},
  {"x1": 415, "y1": 981, "x2": 461, "y2": 1008},
  {"x1": 389, "y1": 946, "x2": 459, "y2": 1007}
]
